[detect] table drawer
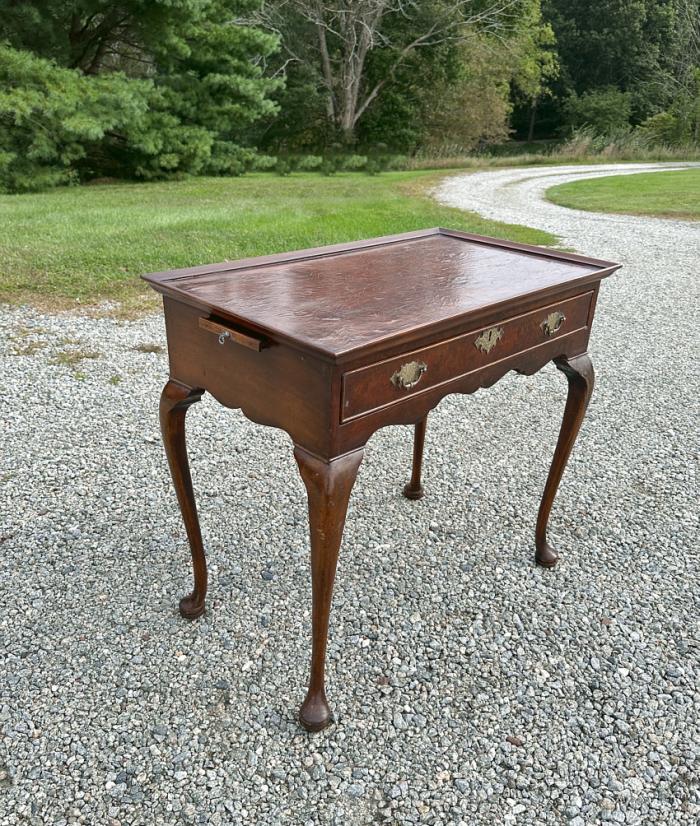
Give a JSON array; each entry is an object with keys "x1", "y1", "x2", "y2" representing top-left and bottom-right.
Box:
[{"x1": 341, "y1": 291, "x2": 593, "y2": 421}]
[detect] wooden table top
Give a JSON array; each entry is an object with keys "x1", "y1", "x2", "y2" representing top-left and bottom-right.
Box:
[{"x1": 143, "y1": 228, "x2": 619, "y2": 359}]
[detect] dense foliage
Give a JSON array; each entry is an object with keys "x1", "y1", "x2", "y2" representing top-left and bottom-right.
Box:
[
  {"x1": 0, "y1": 0, "x2": 697, "y2": 191},
  {"x1": 254, "y1": 0, "x2": 557, "y2": 151},
  {"x1": 259, "y1": 0, "x2": 698, "y2": 150},
  {"x1": 0, "y1": 0, "x2": 278, "y2": 191},
  {"x1": 520, "y1": 0, "x2": 700, "y2": 141}
]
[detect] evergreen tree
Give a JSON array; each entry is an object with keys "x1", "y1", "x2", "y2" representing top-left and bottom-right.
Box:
[{"x1": 0, "y1": 0, "x2": 279, "y2": 190}]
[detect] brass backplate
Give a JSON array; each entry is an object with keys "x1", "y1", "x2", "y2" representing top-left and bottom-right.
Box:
[
  {"x1": 474, "y1": 326, "x2": 503, "y2": 354},
  {"x1": 391, "y1": 360, "x2": 428, "y2": 390},
  {"x1": 541, "y1": 311, "x2": 566, "y2": 337}
]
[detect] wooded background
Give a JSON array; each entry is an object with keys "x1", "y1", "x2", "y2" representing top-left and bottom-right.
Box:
[{"x1": 1, "y1": 0, "x2": 698, "y2": 192}]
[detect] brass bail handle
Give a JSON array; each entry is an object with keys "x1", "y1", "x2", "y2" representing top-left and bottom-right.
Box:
[
  {"x1": 541, "y1": 311, "x2": 566, "y2": 337},
  {"x1": 391, "y1": 360, "x2": 428, "y2": 390}
]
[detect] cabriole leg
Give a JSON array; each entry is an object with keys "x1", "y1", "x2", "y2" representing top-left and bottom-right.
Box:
[
  {"x1": 403, "y1": 415, "x2": 428, "y2": 500},
  {"x1": 159, "y1": 380, "x2": 207, "y2": 619},
  {"x1": 536, "y1": 353, "x2": 595, "y2": 568},
  {"x1": 294, "y1": 446, "x2": 364, "y2": 731}
]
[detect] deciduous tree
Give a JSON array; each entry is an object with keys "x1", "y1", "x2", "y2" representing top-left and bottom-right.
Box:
[{"x1": 256, "y1": 0, "x2": 528, "y2": 143}]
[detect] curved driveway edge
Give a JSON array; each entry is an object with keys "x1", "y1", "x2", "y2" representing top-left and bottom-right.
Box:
[{"x1": 435, "y1": 162, "x2": 700, "y2": 243}]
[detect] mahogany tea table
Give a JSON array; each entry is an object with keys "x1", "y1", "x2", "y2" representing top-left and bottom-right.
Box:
[{"x1": 143, "y1": 228, "x2": 620, "y2": 732}]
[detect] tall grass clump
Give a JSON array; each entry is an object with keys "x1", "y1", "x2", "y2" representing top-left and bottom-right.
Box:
[{"x1": 555, "y1": 126, "x2": 700, "y2": 161}]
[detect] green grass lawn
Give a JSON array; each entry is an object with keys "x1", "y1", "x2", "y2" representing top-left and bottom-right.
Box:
[
  {"x1": 546, "y1": 168, "x2": 700, "y2": 220},
  {"x1": 0, "y1": 171, "x2": 556, "y2": 312}
]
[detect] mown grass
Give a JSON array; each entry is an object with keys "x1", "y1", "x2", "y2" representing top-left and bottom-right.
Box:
[
  {"x1": 546, "y1": 168, "x2": 700, "y2": 219},
  {"x1": 0, "y1": 171, "x2": 556, "y2": 312}
]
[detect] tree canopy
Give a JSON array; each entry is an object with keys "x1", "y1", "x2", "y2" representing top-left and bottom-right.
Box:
[
  {"x1": 254, "y1": 0, "x2": 699, "y2": 150},
  {"x1": 0, "y1": 0, "x2": 697, "y2": 191},
  {"x1": 1, "y1": 0, "x2": 279, "y2": 191},
  {"x1": 523, "y1": 0, "x2": 699, "y2": 138}
]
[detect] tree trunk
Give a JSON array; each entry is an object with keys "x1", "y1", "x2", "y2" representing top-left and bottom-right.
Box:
[
  {"x1": 317, "y1": 24, "x2": 336, "y2": 121},
  {"x1": 527, "y1": 99, "x2": 538, "y2": 142},
  {"x1": 339, "y1": 112, "x2": 356, "y2": 144},
  {"x1": 338, "y1": 68, "x2": 360, "y2": 144}
]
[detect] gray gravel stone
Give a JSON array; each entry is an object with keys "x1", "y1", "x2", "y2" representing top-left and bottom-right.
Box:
[{"x1": 1, "y1": 163, "x2": 698, "y2": 825}]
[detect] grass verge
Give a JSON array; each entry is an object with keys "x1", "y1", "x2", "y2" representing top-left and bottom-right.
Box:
[
  {"x1": 546, "y1": 168, "x2": 700, "y2": 220},
  {"x1": 0, "y1": 171, "x2": 556, "y2": 313}
]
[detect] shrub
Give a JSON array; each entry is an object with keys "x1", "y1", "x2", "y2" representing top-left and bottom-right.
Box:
[
  {"x1": 0, "y1": 45, "x2": 273, "y2": 191},
  {"x1": 338, "y1": 154, "x2": 368, "y2": 171},
  {"x1": 249, "y1": 154, "x2": 278, "y2": 171},
  {"x1": 639, "y1": 111, "x2": 691, "y2": 147},
  {"x1": 557, "y1": 126, "x2": 650, "y2": 158},
  {"x1": 0, "y1": 46, "x2": 150, "y2": 192},
  {"x1": 563, "y1": 88, "x2": 632, "y2": 135},
  {"x1": 206, "y1": 143, "x2": 255, "y2": 177},
  {"x1": 381, "y1": 154, "x2": 410, "y2": 170},
  {"x1": 295, "y1": 154, "x2": 323, "y2": 171}
]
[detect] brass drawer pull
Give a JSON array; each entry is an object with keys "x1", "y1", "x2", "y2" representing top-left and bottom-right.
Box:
[
  {"x1": 541, "y1": 311, "x2": 566, "y2": 337},
  {"x1": 199, "y1": 317, "x2": 265, "y2": 351},
  {"x1": 475, "y1": 326, "x2": 503, "y2": 354},
  {"x1": 391, "y1": 360, "x2": 427, "y2": 390}
]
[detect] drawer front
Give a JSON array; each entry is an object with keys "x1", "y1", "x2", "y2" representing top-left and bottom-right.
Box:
[{"x1": 341, "y1": 291, "x2": 593, "y2": 422}]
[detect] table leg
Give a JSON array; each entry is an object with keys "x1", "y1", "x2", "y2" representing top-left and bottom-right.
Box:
[
  {"x1": 403, "y1": 415, "x2": 428, "y2": 500},
  {"x1": 536, "y1": 353, "x2": 595, "y2": 568},
  {"x1": 294, "y1": 446, "x2": 364, "y2": 731},
  {"x1": 159, "y1": 380, "x2": 207, "y2": 619}
]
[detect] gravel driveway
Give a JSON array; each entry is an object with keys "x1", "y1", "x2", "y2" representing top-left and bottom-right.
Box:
[{"x1": 1, "y1": 164, "x2": 698, "y2": 825}]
